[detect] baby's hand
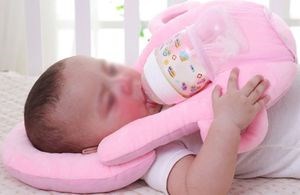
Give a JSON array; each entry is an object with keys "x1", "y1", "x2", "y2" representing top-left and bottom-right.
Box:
[{"x1": 212, "y1": 67, "x2": 270, "y2": 133}]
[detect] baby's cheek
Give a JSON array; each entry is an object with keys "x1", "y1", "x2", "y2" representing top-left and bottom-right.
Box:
[{"x1": 121, "y1": 101, "x2": 147, "y2": 118}]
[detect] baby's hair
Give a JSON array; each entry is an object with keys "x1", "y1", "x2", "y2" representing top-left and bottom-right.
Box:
[{"x1": 24, "y1": 59, "x2": 80, "y2": 153}]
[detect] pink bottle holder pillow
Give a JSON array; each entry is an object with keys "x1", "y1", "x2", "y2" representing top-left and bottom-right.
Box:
[{"x1": 98, "y1": 0, "x2": 298, "y2": 165}]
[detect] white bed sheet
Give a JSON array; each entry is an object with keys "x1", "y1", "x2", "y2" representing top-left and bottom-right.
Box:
[{"x1": 1, "y1": 71, "x2": 300, "y2": 195}]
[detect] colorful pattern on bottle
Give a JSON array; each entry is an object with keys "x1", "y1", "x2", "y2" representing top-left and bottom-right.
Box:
[{"x1": 154, "y1": 29, "x2": 210, "y2": 97}]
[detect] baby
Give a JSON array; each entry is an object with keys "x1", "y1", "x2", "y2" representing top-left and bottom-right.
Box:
[
  {"x1": 24, "y1": 55, "x2": 163, "y2": 153},
  {"x1": 24, "y1": 55, "x2": 270, "y2": 194}
]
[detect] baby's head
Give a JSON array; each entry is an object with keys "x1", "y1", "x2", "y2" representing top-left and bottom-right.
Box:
[{"x1": 24, "y1": 55, "x2": 161, "y2": 153}]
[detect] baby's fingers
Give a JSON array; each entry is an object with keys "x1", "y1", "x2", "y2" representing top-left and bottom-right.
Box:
[
  {"x1": 240, "y1": 75, "x2": 264, "y2": 97},
  {"x1": 212, "y1": 85, "x2": 222, "y2": 102},
  {"x1": 254, "y1": 95, "x2": 270, "y2": 112},
  {"x1": 227, "y1": 67, "x2": 239, "y2": 91},
  {"x1": 248, "y1": 79, "x2": 270, "y2": 104}
]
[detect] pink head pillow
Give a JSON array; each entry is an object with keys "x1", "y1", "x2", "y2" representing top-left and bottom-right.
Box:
[
  {"x1": 2, "y1": 123, "x2": 156, "y2": 193},
  {"x1": 2, "y1": 1, "x2": 298, "y2": 194}
]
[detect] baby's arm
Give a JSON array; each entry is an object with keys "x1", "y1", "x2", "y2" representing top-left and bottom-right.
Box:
[{"x1": 167, "y1": 68, "x2": 270, "y2": 195}]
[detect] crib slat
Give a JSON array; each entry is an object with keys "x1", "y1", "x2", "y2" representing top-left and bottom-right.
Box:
[
  {"x1": 269, "y1": 0, "x2": 296, "y2": 26},
  {"x1": 74, "y1": 0, "x2": 91, "y2": 56},
  {"x1": 25, "y1": 0, "x2": 43, "y2": 76},
  {"x1": 168, "y1": 0, "x2": 187, "y2": 6},
  {"x1": 124, "y1": 0, "x2": 140, "y2": 66},
  {"x1": 269, "y1": 0, "x2": 290, "y2": 20}
]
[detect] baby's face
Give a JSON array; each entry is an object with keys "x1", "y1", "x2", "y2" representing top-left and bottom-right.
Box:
[{"x1": 55, "y1": 56, "x2": 162, "y2": 150}]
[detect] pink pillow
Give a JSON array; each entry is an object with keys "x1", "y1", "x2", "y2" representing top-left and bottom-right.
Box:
[
  {"x1": 98, "y1": 1, "x2": 298, "y2": 165},
  {"x1": 2, "y1": 123, "x2": 155, "y2": 193}
]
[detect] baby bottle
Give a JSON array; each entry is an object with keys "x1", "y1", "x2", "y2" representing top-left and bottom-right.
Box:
[{"x1": 141, "y1": 7, "x2": 248, "y2": 105}]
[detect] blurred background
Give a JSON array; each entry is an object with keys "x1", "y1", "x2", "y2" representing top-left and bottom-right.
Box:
[{"x1": 0, "y1": 0, "x2": 299, "y2": 75}]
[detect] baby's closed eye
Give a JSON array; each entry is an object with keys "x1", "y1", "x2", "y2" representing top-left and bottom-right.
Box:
[{"x1": 108, "y1": 64, "x2": 118, "y2": 76}]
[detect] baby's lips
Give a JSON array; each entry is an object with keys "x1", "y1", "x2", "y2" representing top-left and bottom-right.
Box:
[
  {"x1": 141, "y1": 85, "x2": 160, "y2": 105},
  {"x1": 140, "y1": 85, "x2": 147, "y2": 103},
  {"x1": 140, "y1": 84, "x2": 163, "y2": 113},
  {"x1": 133, "y1": 79, "x2": 157, "y2": 108}
]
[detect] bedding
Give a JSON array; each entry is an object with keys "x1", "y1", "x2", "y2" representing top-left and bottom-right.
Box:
[{"x1": 1, "y1": 71, "x2": 300, "y2": 194}]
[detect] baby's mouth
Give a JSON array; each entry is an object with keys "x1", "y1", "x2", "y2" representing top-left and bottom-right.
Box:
[
  {"x1": 141, "y1": 86, "x2": 152, "y2": 104},
  {"x1": 141, "y1": 86, "x2": 162, "y2": 112}
]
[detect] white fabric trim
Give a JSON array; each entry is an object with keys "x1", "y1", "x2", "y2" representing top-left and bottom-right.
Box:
[{"x1": 142, "y1": 141, "x2": 193, "y2": 194}]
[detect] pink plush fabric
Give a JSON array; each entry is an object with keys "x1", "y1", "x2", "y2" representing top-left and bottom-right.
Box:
[
  {"x1": 2, "y1": 123, "x2": 155, "y2": 193},
  {"x1": 98, "y1": 1, "x2": 297, "y2": 165}
]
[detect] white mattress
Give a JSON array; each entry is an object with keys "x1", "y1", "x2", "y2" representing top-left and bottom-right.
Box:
[{"x1": 1, "y1": 71, "x2": 300, "y2": 195}]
